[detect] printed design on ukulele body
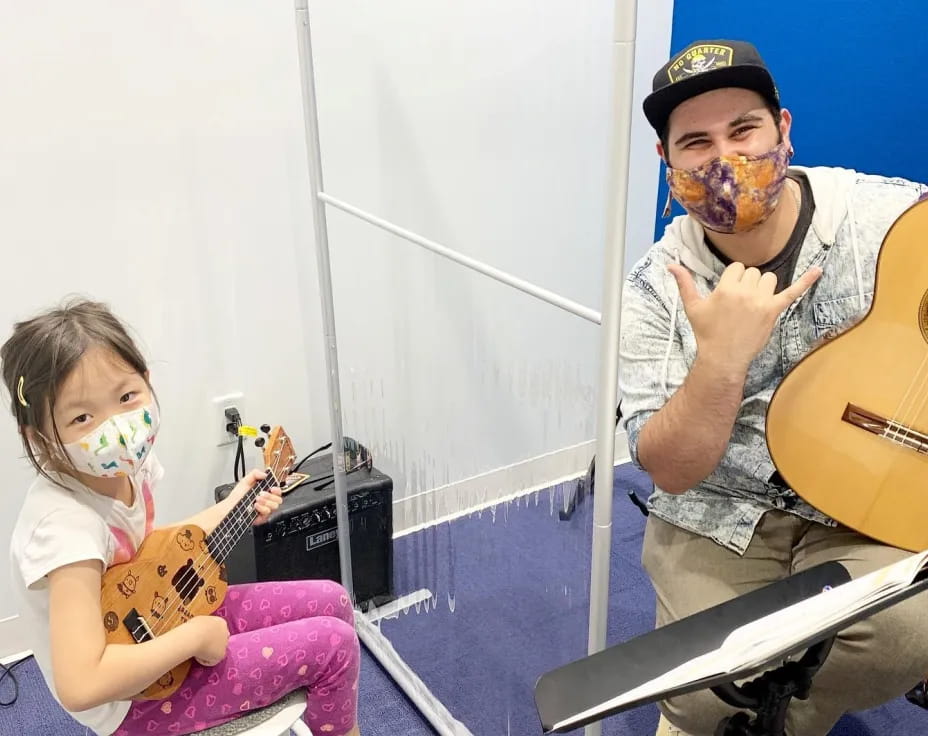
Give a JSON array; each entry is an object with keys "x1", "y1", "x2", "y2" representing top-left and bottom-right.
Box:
[
  {"x1": 205, "y1": 586, "x2": 218, "y2": 605},
  {"x1": 117, "y1": 570, "x2": 139, "y2": 598},
  {"x1": 150, "y1": 592, "x2": 168, "y2": 619},
  {"x1": 175, "y1": 529, "x2": 195, "y2": 551},
  {"x1": 156, "y1": 672, "x2": 174, "y2": 689},
  {"x1": 157, "y1": 565, "x2": 168, "y2": 577},
  {"x1": 103, "y1": 611, "x2": 119, "y2": 632}
]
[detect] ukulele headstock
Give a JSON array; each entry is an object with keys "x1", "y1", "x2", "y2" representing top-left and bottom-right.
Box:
[{"x1": 263, "y1": 426, "x2": 296, "y2": 486}]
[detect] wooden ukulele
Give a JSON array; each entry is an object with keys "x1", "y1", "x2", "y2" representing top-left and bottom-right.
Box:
[
  {"x1": 766, "y1": 198, "x2": 928, "y2": 552},
  {"x1": 99, "y1": 426, "x2": 296, "y2": 699}
]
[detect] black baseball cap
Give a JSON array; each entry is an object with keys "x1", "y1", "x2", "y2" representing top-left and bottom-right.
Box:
[{"x1": 643, "y1": 40, "x2": 780, "y2": 137}]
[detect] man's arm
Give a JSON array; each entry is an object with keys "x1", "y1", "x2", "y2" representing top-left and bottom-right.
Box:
[
  {"x1": 628, "y1": 262, "x2": 821, "y2": 494},
  {"x1": 636, "y1": 354, "x2": 747, "y2": 493}
]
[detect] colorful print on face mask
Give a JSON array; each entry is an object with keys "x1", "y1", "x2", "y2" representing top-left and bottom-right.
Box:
[
  {"x1": 666, "y1": 141, "x2": 792, "y2": 234},
  {"x1": 63, "y1": 404, "x2": 159, "y2": 478}
]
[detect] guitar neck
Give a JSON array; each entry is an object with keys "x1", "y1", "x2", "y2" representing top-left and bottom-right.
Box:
[{"x1": 204, "y1": 469, "x2": 279, "y2": 562}]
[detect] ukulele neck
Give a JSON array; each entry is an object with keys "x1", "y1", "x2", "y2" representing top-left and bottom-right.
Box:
[{"x1": 204, "y1": 469, "x2": 278, "y2": 561}]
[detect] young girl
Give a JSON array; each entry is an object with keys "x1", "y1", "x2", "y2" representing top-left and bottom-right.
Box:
[{"x1": 3, "y1": 299, "x2": 361, "y2": 736}]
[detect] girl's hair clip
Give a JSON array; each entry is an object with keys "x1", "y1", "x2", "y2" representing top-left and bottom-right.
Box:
[{"x1": 17, "y1": 375, "x2": 30, "y2": 408}]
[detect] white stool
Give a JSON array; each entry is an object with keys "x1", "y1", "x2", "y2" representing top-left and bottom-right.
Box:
[{"x1": 193, "y1": 689, "x2": 312, "y2": 736}]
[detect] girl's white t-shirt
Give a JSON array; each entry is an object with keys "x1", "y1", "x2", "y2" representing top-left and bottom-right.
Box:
[{"x1": 9, "y1": 453, "x2": 163, "y2": 735}]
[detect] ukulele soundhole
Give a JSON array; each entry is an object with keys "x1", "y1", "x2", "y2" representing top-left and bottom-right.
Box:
[
  {"x1": 919, "y1": 291, "x2": 928, "y2": 344},
  {"x1": 171, "y1": 559, "x2": 206, "y2": 605}
]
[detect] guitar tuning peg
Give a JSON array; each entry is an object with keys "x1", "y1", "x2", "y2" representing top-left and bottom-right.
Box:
[
  {"x1": 260, "y1": 424, "x2": 271, "y2": 434},
  {"x1": 255, "y1": 437, "x2": 266, "y2": 448}
]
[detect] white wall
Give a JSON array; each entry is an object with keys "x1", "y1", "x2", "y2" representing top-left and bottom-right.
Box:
[
  {"x1": 0, "y1": 0, "x2": 672, "y2": 626},
  {"x1": 0, "y1": 1, "x2": 322, "y2": 623}
]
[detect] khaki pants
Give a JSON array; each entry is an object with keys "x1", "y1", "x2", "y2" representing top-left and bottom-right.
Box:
[{"x1": 641, "y1": 511, "x2": 928, "y2": 736}]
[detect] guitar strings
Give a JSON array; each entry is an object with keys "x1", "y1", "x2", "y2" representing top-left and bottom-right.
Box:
[
  {"x1": 879, "y1": 341, "x2": 928, "y2": 443},
  {"x1": 884, "y1": 349, "x2": 928, "y2": 448},
  {"x1": 129, "y1": 440, "x2": 290, "y2": 642},
  {"x1": 895, "y1": 374, "x2": 928, "y2": 449}
]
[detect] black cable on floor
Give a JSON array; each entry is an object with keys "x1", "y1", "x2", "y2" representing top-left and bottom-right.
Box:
[{"x1": 0, "y1": 655, "x2": 32, "y2": 707}]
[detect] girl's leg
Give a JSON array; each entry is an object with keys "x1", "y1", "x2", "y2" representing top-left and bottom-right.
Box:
[
  {"x1": 114, "y1": 615, "x2": 360, "y2": 736},
  {"x1": 215, "y1": 579, "x2": 354, "y2": 632}
]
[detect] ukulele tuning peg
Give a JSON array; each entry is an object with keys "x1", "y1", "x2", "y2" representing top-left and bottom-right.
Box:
[
  {"x1": 260, "y1": 424, "x2": 271, "y2": 434},
  {"x1": 254, "y1": 437, "x2": 266, "y2": 449}
]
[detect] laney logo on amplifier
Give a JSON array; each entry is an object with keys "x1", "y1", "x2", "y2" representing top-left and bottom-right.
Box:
[{"x1": 307, "y1": 529, "x2": 338, "y2": 551}]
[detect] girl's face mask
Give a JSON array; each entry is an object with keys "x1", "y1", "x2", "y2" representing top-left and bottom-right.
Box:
[
  {"x1": 665, "y1": 140, "x2": 792, "y2": 234},
  {"x1": 60, "y1": 403, "x2": 159, "y2": 478}
]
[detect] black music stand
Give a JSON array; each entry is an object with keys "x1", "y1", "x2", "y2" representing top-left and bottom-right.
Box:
[{"x1": 534, "y1": 561, "x2": 928, "y2": 735}]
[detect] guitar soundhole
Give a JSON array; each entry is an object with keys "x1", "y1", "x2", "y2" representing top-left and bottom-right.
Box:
[
  {"x1": 171, "y1": 559, "x2": 205, "y2": 605},
  {"x1": 919, "y1": 291, "x2": 928, "y2": 344}
]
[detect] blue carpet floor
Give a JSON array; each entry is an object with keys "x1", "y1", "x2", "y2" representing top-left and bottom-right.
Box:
[
  {"x1": 377, "y1": 464, "x2": 928, "y2": 736},
  {"x1": 0, "y1": 464, "x2": 925, "y2": 735}
]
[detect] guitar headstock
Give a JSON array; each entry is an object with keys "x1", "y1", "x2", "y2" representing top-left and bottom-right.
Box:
[{"x1": 263, "y1": 426, "x2": 296, "y2": 485}]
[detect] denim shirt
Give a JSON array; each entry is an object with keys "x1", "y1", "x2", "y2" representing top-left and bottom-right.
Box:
[{"x1": 619, "y1": 166, "x2": 927, "y2": 554}]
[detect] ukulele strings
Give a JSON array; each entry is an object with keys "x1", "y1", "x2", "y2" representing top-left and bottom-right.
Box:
[
  {"x1": 133, "y1": 443, "x2": 289, "y2": 641},
  {"x1": 140, "y1": 476, "x2": 273, "y2": 636},
  {"x1": 137, "y1": 472, "x2": 274, "y2": 641}
]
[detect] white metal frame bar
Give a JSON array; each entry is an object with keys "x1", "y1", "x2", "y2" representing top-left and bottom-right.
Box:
[
  {"x1": 585, "y1": 5, "x2": 638, "y2": 735},
  {"x1": 319, "y1": 192, "x2": 603, "y2": 325},
  {"x1": 292, "y1": 3, "x2": 638, "y2": 735}
]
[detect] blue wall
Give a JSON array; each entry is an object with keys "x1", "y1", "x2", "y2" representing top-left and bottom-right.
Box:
[{"x1": 653, "y1": 0, "x2": 928, "y2": 238}]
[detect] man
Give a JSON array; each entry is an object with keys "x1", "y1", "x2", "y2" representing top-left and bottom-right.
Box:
[{"x1": 619, "y1": 39, "x2": 928, "y2": 736}]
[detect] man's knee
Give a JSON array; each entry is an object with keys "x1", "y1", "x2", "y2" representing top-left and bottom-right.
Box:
[
  {"x1": 832, "y1": 592, "x2": 928, "y2": 693},
  {"x1": 660, "y1": 689, "x2": 739, "y2": 736}
]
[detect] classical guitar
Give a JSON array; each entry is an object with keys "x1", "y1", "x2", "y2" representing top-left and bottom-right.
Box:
[
  {"x1": 766, "y1": 198, "x2": 928, "y2": 552},
  {"x1": 99, "y1": 426, "x2": 296, "y2": 699}
]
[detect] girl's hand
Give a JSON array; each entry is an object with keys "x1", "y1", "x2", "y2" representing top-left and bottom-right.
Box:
[
  {"x1": 253, "y1": 486, "x2": 283, "y2": 525},
  {"x1": 190, "y1": 616, "x2": 230, "y2": 667},
  {"x1": 227, "y1": 469, "x2": 283, "y2": 525}
]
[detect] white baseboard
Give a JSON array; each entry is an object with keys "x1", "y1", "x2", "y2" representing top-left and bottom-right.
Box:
[
  {"x1": 393, "y1": 432, "x2": 630, "y2": 536},
  {"x1": 0, "y1": 434, "x2": 633, "y2": 661}
]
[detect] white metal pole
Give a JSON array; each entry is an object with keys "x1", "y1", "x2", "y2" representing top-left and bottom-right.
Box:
[
  {"x1": 291, "y1": 6, "x2": 475, "y2": 735},
  {"x1": 586, "y1": 1, "x2": 638, "y2": 735},
  {"x1": 293, "y1": 0, "x2": 354, "y2": 598},
  {"x1": 318, "y1": 192, "x2": 602, "y2": 325}
]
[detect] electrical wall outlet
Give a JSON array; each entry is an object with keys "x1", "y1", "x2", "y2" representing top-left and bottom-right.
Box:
[{"x1": 212, "y1": 392, "x2": 246, "y2": 447}]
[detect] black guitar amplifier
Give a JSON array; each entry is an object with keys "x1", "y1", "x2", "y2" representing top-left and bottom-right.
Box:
[{"x1": 214, "y1": 453, "x2": 394, "y2": 610}]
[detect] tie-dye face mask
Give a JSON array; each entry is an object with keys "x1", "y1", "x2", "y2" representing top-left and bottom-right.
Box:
[
  {"x1": 62, "y1": 404, "x2": 159, "y2": 478},
  {"x1": 665, "y1": 141, "x2": 792, "y2": 234}
]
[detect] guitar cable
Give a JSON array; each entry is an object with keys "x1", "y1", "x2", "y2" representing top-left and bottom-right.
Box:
[
  {"x1": 233, "y1": 433, "x2": 246, "y2": 482},
  {"x1": 0, "y1": 654, "x2": 32, "y2": 707}
]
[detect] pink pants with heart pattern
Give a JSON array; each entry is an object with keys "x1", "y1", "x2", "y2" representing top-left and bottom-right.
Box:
[{"x1": 113, "y1": 580, "x2": 360, "y2": 736}]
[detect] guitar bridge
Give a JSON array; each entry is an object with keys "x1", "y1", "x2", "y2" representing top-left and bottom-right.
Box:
[
  {"x1": 843, "y1": 403, "x2": 928, "y2": 453},
  {"x1": 123, "y1": 608, "x2": 155, "y2": 644}
]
